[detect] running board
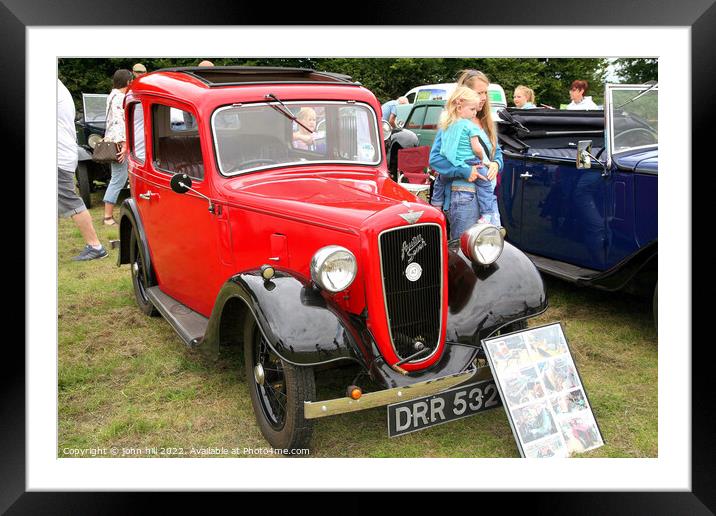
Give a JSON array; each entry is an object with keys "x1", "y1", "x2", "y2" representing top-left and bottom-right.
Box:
[
  {"x1": 525, "y1": 252, "x2": 600, "y2": 283},
  {"x1": 146, "y1": 287, "x2": 208, "y2": 348}
]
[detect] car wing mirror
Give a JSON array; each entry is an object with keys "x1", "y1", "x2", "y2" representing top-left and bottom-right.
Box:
[
  {"x1": 170, "y1": 173, "x2": 192, "y2": 193},
  {"x1": 397, "y1": 119, "x2": 405, "y2": 129},
  {"x1": 576, "y1": 140, "x2": 593, "y2": 169},
  {"x1": 170, "y1": 173, "x2": 215, "y2": 213}
]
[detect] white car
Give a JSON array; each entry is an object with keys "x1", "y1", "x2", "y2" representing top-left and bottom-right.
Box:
[{"x1": 403, "y1": 82, "x2": 507, "y2": 118}]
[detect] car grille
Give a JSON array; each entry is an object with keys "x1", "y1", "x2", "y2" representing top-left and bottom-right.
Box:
[{"x1": 379, "y1": 224, "x2": 443, "y2": 362}]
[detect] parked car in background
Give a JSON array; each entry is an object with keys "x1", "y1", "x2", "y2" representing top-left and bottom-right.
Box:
[
  {"x1": 75, "y1": 93, "x2": 112, "y2": 208},
  {"x1": 404, "y1": 82, "x2": 507, "y2": 118},
  {"x1": 385, "y1": 100, "x2": 444, "y2": 177},
  {"x1": 117, "y1": 66, "x2": 548, "y2": 451},
  {"x1": 496, "y1": 83, "x2": 658, "y2": 323},
  {"x1": 386, "y1": 83, "x2": 507, "y2": 177}
]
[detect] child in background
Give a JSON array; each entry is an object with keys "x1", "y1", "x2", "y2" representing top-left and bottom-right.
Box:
[
  {"x1": 431, "y1": 86, "x2": 498, "y2": 225},
  {"x1": 513, "y1": 85, "x2": 537, "y2": 109}
]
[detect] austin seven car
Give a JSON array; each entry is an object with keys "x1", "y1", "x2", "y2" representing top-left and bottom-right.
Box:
[{"x1": 117, "y1": 66, "x2": 548, "y2": 450}]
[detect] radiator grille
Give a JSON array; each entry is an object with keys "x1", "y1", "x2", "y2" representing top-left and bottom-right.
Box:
[{"x1": 379, "y1": 224, "x2": 443, "y2": 361}]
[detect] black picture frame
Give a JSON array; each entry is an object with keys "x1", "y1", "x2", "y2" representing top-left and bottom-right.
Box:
[{"x1": 8, "y1": 0, "x2": 710, "y2": 512}]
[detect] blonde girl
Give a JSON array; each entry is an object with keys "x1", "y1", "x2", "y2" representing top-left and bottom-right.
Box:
[
  {"x1": 438, "y1": 86, "x2": 488, "y2": 165},
  {"x1": 428, "y1": 70, "x2": 505, "y2": 236},
  {"x1": 513, "y1": 85, "x2": 536, "y2": 109}
]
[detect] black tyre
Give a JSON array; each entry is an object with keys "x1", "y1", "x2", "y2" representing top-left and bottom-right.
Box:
[
  {"x1": 653, "y1": 282, "x2": 657, "y2": 329},
  {"x1": 130, "y1": 230, "x2": 158, "y2": 316},
  {"x1": 76, "y1": 162, "x2": 92, "y2": 209},
  {"x1": 498, "y1": 320, "x2": 528, "y2": 335},
  {"x1": 389, "y1": 144, "x2": 401, "y2": 180},
  {"x1": 244, "y1": 317, "x2": 315, "y2": 451}
]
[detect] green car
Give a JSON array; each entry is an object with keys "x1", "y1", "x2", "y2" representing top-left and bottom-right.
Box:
[{"x1": 395, "y1": 100, "x2": 446, "y2": 148}]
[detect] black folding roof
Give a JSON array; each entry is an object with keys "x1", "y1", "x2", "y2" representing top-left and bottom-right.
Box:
[{"x1": 155, "y1": 66, "x2": 358, "y2": 87}]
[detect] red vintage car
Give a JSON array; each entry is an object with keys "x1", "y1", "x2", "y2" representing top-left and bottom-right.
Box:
[{"x1": 117, "y1": 66, "x2": 547, "y2": 450}]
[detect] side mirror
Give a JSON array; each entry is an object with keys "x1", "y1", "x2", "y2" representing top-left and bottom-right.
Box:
[
  {"x1": 170, "y1": 173, "x2": 192, "y2": 194},
  {"x1": 576, "y1": 140, "x2": 593, "y2": 169},
  {"x1": 397, "y1": 119, "x2": 405, "y2": 129},
  {"x1": 170, "y1": 173, "x2": 215, "y2": 213}
]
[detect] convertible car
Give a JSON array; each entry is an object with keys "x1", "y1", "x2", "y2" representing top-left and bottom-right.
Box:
[{"x1": 496, "y1": 83, "x2": 658, "y2": 323}]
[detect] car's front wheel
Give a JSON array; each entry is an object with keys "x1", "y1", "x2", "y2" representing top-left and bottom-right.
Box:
[
  {"x1": 244, "y1": 317, "x2": 315, "y2": 452},
  {"x1": 653, "y1": 282, "x2": 658, "y2": 329},
  {"x1": 76, "y1": 162, "x2": 92, "y2": 209},
  {"x1": 130, "y1": 229, "x2": 158, "y2": 317}
]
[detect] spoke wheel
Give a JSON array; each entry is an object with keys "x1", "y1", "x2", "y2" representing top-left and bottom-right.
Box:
[
  {"x1": 254, "y1": 334, "x2": 289, "y2": 430},
  {"x1": 130, "y1": 230, "x2": 158, "y2": 316},
  {"x1": 244, "y1": 317, "x2": 315, "y2": 451}
]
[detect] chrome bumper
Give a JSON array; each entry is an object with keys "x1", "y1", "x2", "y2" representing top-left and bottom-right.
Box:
[{"x1": 304, "y1": 365, "x2": 491, "y2": 419}]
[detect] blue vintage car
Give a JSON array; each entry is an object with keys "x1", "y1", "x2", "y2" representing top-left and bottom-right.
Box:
[{"x1": 496, "y1": 84, "x2": 658, "y2": 322}]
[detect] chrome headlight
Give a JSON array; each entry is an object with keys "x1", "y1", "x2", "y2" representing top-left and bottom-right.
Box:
[
  {"x1": 381, "y1": 120, "x2": 392, "y2": 141},
  {"x1": 460, "y1": 223, "x2": 506, "y2": 265},
  {"x1": 310, "y1": 246, "x2": 357, "y2": 292},
  {"x1": 88, "y1": 133, "x2": 103, "y2": 149}
]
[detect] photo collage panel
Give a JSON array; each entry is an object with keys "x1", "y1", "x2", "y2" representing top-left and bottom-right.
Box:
[{"x1": 483, "y1": 323, "x2": 604, "y2": 458}]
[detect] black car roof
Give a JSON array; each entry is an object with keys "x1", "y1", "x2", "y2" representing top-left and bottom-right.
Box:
[{"x1": 154, "y1": 66, "x2": 358, "y2": 88}]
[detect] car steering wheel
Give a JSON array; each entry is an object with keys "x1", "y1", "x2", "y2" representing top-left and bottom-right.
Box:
[
  {"x1": 613, "y1": 128, "x2": 657, "y2": 149},
  {"x1": 239, "y1": 158, "x2": 279, "y2": 169}
]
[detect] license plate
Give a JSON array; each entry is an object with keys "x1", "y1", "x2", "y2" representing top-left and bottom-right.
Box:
[{"x1": 387, "y1": 379, "x2": 502, "y2": 437}]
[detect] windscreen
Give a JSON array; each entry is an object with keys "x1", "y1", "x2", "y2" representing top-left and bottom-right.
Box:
[
  {"x1": 610, "y1": 86, "x2": 658, "y2": 153},
  {"x1": 82, "y1": 93, "x2": 109, "y2": 122},
  {"x1": 212, "y1": 101, "x2": 381, "y2": 175}
]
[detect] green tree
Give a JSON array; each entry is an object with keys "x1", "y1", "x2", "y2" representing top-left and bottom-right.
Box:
[
  {"x1": 613, "y1": 58, "x2": 658, "y2": 84},
  {"x1": 58, "y1": 57, "x2": 610, "y2": 111}
]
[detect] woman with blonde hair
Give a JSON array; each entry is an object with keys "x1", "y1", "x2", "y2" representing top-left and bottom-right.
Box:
[
  {"x1": 429, "y1": 70, "x2": 505, "y2": 238},
  {"x1": 513, "y1": 85, "x2": 536, "y2": 109},
  {"x1": 430, "y1": 86, "x2": 497, "y2": 224}
]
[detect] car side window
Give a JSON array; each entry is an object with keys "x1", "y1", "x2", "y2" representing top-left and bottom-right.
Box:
[
  {"x1": 405, "y1": 106, "x2": 426, "y2": 129},
  {"x1": 152, "y1": 104, "x2": 204, "y2": 180},
  {"x1": 422, "y1": 106, "x2": 443, "y2": 130},
  {"x1": 129, "y1": 102, "x2": 145, "y2": 163}
]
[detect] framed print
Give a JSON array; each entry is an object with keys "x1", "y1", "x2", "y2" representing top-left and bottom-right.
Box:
[
  {"x1": 482, "y1": 323, "x2": 605, "y2": 458},
  {"x1": 8, "y1": 0, "x2": 710, "y2": 512}
]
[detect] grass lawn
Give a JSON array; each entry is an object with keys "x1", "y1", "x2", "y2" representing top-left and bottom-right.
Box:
[{"x1": 57, "y1": 192, "x2": 657, "y2": 458}]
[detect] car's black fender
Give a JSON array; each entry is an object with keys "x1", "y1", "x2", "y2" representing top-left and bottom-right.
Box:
[
  {"x1": 201, "y1": 270, "x2": 366, "y2": 368},
  {"x1": 445, "y1": 241, "x2": 548, "y2": 345},
  {"x1": 117, "y1": 198, "x2": 156, "y2": 287}
]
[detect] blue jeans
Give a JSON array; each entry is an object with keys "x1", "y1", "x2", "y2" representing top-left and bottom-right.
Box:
[
  {"x1": 103, "y1": 159, "x2": 128, "y2": 205},
  {"x1": 448, "y1": 190, "x2": 478, "y2": 239},
  {"x1": 476, "y1": 178, "x2": 501, "y2": 226}
]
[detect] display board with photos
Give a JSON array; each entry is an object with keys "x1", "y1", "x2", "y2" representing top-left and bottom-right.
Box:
[{"x1": 482, "y1": 323, "x2": 604, "y2": 458}]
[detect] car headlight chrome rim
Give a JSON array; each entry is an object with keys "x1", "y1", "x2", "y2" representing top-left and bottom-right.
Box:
[
  {"x1": 381, "y1": 120, "x2": 392, "y2": 141},
  {"x1": 310, "y1": 246, "x2": 358, "y2": 293},
  {"x1": 88, "y1": 133, "x2": 103, "y2": 149},
  {"x1": 460, "y1": 223, "x2": 505, "y2": 265}
]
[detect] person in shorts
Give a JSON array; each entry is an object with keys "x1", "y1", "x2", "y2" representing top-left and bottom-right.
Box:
[{"x1": 57, "y1": 79, "x2": 108, "y2": 261}]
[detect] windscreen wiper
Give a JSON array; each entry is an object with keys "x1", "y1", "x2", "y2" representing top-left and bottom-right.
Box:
[
  {"x1": 615, "y1": 81, "x2": 658, "y2": 110},
  {"x1": 265, "y1": 93, "x2": 313, "y2": 133}
]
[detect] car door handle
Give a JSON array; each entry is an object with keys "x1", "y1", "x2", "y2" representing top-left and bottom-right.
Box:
[
  {"x1": 520, "y1": 172, "x2": 533, "y2": 179},
  {"x1": 139, "y1": 190, "x2": 159, "y2": 201}
]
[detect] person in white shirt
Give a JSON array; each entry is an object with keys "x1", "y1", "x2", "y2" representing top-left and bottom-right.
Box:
[
  {"x1": 566, "y1": 80, "x2": 599, "y2": 110},
  {"x1": 57, "y1": 79, "x2": 107, "y2": 261}
]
